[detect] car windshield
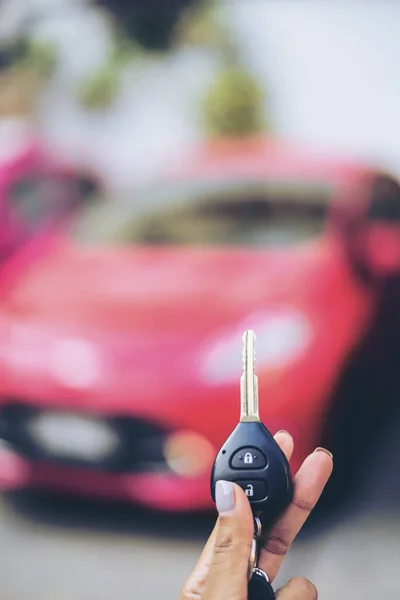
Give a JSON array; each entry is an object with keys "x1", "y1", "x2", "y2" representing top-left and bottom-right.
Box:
[{"x1": 71, "y1": 180, "x2": 331, "y2": 247}]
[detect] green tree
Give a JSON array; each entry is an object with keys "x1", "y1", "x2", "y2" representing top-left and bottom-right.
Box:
[
  {"x1": 79, "y1": 64, "x2": 120, "y2": 110},
  {"x1": 203, "y1": 65, "x2": 266, "y2": 138},
  {"x1": 19, "y1": 39, "x2": 57, "y2": 78}
]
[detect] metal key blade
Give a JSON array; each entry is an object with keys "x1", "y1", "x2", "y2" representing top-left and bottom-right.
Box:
[{"x1": 240, "y1": 330, "x2": 260, "y2": 422}]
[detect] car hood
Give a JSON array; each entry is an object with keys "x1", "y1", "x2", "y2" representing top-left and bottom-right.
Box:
[{"x1": 2, "y1": 238, "x2": 351, "y2": 335}]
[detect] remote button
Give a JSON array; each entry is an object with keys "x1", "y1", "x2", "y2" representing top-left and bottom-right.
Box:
[
  {"x1": 237, "y1": 480, "x2": 268, "y2": 501},
  {"x1": 230, "y1": 447, "x2": 267, "y2": 469}
]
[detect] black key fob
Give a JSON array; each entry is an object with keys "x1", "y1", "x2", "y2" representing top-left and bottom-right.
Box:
[{"x1": 210, "y1": 420, "x2": 293, "y2": 523}]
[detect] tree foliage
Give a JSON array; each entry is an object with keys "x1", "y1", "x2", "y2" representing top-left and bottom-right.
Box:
[
  {"x1": 203, "y1": 66, "x2": 265, "y2": 138},
  {"x1": 0, "y1": 38, "x2": 56, "y2": 78},
  {"x1": 79, "y1": 64, "x2": 120, "y2": 110}
]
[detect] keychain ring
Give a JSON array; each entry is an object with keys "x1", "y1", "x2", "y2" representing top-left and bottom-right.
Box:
[
  {"x1": 254, "y1": 516, "x2": 262, "y2": 538},
  {"x1": 253, "y1": 567, "x2": 271, "y2": 583},
  {"x1": 248, "y1": 516, "x2": 263, "y2": 580},
  {"x1": 248, "y1": 537, "x2": 258, "y2": 580}
]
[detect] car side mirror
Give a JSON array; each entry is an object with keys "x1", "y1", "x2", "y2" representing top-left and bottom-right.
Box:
[
  {"x1": 358, "y1": 176, "x2": 400, "y2": 279},
  {"x1": 363, "y1": 222, "x2": 400, "y2": 277}
]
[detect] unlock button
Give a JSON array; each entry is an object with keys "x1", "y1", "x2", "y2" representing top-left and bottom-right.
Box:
[
  {"x1": 230, "y1": 447, "x2": 267, "y2": 469},
  {"x1": 237, "y1": 480, "x2": 268, "y2": 501}
]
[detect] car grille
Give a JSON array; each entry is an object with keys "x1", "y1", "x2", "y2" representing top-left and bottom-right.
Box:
[{"x1": 0, "y1": 402, "x2": 171, "y2": 474}]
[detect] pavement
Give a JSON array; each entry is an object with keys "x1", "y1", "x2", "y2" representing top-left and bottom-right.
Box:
[
  {"x1": 0, "y1": 450, "x2": 399, "y2": 600},
  {"x1": 2, "y1": 380, "x2": 400, "y2": 600}
]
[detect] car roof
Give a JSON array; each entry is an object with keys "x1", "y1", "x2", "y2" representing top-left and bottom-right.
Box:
[
  {"x1": 166, "y1": 138, "x2": 372, "y2": 185},
  {"x1": 74, "y1": 139, "x2": 374, "y2": 240}
]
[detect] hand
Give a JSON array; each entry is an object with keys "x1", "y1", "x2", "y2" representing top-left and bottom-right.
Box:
[{"x1": 180, "y1": 431, "x2": 333, "y2": 600}]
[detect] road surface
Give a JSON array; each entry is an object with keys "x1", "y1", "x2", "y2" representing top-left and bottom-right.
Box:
[{"x1": 0, "y1": 467, "x2": 399, "y2": 600}]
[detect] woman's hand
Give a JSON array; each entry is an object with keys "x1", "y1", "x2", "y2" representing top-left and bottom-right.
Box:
[{"x1": 180, "y1": 431, "x2": 333, "y2": 600}]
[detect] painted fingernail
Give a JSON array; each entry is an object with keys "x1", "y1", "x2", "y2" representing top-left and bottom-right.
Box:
[
  {"x1": 314, "y1": 447, "x2": 333, "y2": 459},
  {"x1": 276, "y1": 430, "x2": 292, "y2": 437},
  {"x1": 216, "y1": 480, "x2": 235, "y2": 514}
]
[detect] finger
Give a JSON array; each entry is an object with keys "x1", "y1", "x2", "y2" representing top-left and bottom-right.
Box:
[
  {"x1": 274, "y1": 430, "x2": 294, "y2": 463},
  {"x1": 180, "y1": 431, "x2": 293, "y2": 600},
  {"x1": 276, "y1": 577, "x2": 318, "y2": 600},
  {"x1": 203, "y1": 482, "x2": 253, "y2": 600},
  {"x1": 259, "y1": 448, "x2": 333, "y2": 581}
]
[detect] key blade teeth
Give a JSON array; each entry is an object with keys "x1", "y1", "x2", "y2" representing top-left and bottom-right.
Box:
[
  {"x1": 242, "y1": 330, "x2": 256, "y2": 374},
  {"x1": 242, "y1": 330, "x2": 256, "y2": 343},
  {"x1": 240, "y1": 329, "x2": 260, "y2": 422}
]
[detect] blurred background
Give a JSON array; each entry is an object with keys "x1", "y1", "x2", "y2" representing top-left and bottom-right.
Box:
[{"x1": 0, "y1": 0, "x2": 399, "y2": 599}]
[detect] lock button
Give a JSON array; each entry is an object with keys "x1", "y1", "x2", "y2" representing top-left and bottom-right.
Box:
[
  {"x1": 237, "y1": 480, "x2": 268, "y2": 501},
  {"x1": 230, "y1": 447, "x2": 267, "y2": 469}
]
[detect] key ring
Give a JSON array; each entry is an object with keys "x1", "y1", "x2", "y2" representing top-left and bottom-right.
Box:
[
  {"x1": 248, "y1": 537, "x2": 258, "y2": 580},
  {"x1": 248, "y1": 516, "x2": 262, "y2": 580},
  {"x1": 248, "y1": 517, "x2": 275, "y2": 599},
  {"x1": 253, "y1": 567, "x2": 271, "y2": 583},
  {"x1": 248, "y1": 567, "x2": 275, "y2": 600}
]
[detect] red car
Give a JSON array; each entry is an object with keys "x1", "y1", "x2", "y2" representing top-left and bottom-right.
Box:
[{"x1": 0, "y1": 139, "x2": 399, "y2": 511}]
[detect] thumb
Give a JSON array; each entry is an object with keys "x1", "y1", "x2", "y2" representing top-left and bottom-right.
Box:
[{"x1": 203, "y1": 481, "x2": 254, "y2": 600}]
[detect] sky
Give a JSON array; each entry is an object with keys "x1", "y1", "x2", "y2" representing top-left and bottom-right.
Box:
[
  {"x1": 227, "y1": 0, "x2": 400, "y2": 172},
  {"x1": 2, "y1": 0, "x2": 400, "y2": 189}
]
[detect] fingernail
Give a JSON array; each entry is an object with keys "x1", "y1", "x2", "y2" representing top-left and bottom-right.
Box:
[
  {"x1": 216, "y1": 480, "x2": 235, "y2": 514},
  {"x1": 314, "y1": 447, "x2": 333, "y2": 459},
  {"x1": 276, "y1": 430, "x2": 292, "y2": 437}
]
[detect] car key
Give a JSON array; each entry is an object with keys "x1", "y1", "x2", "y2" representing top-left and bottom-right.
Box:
[
  {"x1": 210, "y1": 329, "x2": 293, "y2": 522},
  {"x1": 210, "y1": 330, "x2": 294, "y2": 599}
]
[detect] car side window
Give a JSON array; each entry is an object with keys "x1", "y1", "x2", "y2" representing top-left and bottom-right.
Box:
[
  {"x1": 7, "y1": 174, "x2": 95, "y2": 232},
  {"x1": 367, "y1": 176, "x2": 400, "y2": 222},
  {"x1": 9, "y1": 176, "x2": 59, "y2": 226}
]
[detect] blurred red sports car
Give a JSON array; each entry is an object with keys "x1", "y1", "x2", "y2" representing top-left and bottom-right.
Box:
[{"x1": 0, "y1": 139, "x2": 399, "y2": 511}]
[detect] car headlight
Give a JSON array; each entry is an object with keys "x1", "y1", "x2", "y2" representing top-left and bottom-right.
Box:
[
  {"x1": 3, "y1": 325, "x2": 104, "y2": 389},
  {"x1": 202, "y1": 309, "x2": 312, "y2": 383}
]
